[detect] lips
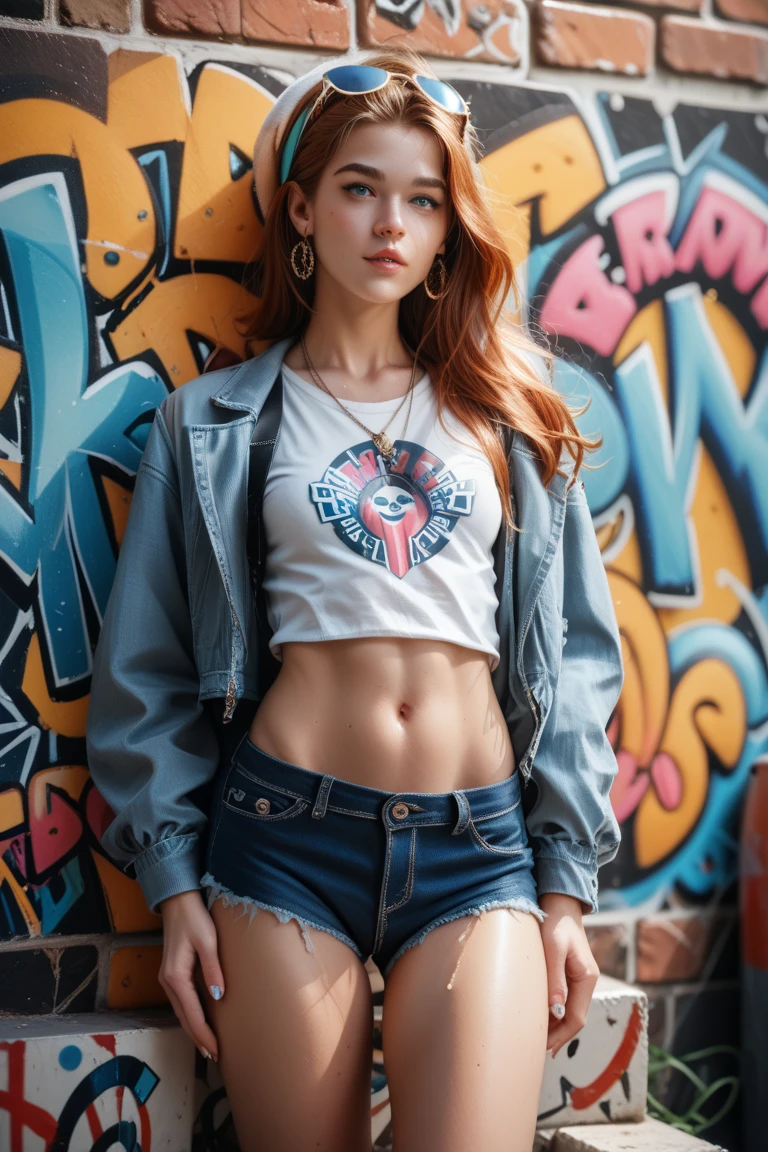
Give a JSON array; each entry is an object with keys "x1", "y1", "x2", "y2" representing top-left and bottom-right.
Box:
[{"x1": 366, "y1": 250, "x2": 405, "y2": 265}]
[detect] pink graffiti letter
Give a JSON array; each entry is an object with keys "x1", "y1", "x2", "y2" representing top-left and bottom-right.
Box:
[
  {"x1": 540, "y1": 236, "x2": 636, "y2": 357},
  {"x1": 612, "y1": 192, "x2": 676, "y2": 295},
  {"x1": 675, "y1": 186, "x2": 768, "y2": 297}
]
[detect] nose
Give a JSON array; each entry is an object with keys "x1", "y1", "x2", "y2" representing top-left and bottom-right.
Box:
[{"x1": 375, "y1": 199, "x2": 405, "y2": 240}]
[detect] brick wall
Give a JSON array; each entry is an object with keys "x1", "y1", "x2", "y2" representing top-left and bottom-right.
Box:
[
  {"x1": 0, "y1": 0, "x2": 762, "y2": 1148},
  {"x1": 10, "y1": 0, "x2": 767, "y2": 83}
]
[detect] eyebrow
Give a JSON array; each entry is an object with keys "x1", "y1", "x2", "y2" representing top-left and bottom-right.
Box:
[{"x1": 333, "y1": 162, "x2": 446, "y2": 194}]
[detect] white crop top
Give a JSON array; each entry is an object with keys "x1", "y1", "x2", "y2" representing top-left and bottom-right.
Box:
[{"x1": 261, "y1": 360, "x2": 503, "y2": 671}]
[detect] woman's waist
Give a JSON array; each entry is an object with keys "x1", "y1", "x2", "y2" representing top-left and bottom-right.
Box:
[
  {"x1": 231, "y1": 735, "x2": 522, "y2": 821},
  {"x1": 247, "y1": 637, "x2": 516, "y2": 792}
]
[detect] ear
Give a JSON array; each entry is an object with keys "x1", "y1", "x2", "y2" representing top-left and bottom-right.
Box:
[{"x1": 286, "y1": 181, "x2": 314, "y2": 237}]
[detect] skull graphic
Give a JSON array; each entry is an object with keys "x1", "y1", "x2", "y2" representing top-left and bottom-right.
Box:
[{"x1": 371, "y1": 486, "x2": 416, "y2": 523}]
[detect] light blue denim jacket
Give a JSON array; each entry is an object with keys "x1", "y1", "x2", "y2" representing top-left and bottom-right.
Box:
[{"x1": 85, "y1": 336, "x2": 624, "y2": 916}]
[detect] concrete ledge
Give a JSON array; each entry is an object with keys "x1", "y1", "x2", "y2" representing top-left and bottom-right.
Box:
[
  {"x1": 0, "y1": 1010, "x2": 195, "y2": 1147},
  {"x1": 534, "y1": 1115, "x2": 726, "y2": 1150}
]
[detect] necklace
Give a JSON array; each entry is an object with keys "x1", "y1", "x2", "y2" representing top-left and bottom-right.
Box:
[{"x1": 300, "y1": 332, "x2": 418, "y2": 464}]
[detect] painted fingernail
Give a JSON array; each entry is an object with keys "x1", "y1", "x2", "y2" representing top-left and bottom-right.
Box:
[
  {"x1": 200, "y1": 1048, "x2": 211, "y2": 1059},
  {"x1": 209, "y1": 984, "x2": 223, "y2": 1000},
  {"x1": 550, "y1": 1002, "x2": 566, "y2": 1019}
]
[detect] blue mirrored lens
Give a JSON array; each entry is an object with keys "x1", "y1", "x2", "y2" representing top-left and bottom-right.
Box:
[
  {"x1": 415, "y1": 75, "x2": 466, "y2": 115},
  {"x1": 325, "y1": 65, "x2": 388, "y2": 93}
]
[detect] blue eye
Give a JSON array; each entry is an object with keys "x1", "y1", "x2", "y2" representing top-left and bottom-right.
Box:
[{"x1": 342, "y1": 183, "x2": 441, "y2": 209}]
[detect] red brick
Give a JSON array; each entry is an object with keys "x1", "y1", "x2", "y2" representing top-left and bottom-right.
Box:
[
  {"x1": 144, "y1": 0, "x2": 240, "y2": 37},
  {"x1": 715, "y1": 0, "x2": 768, "y2": 25},
  {"x1": 636, "y1": 913, "x2": 736, "y2": 983},
  {"x1": 614, "y1": 0, "x2": 703, "y2": 9},
  {"x1": 535, "y1": 1, "x2": 655, "y2": 76},
  {"x1": 61, "y1": 0, "x2": 131, "y2": 31},
  {"x1": 584, "y1": 923, "x2": 629, "y2": 979},
  {"x1": 359, "y1": 0, "x2": 524, "y2": 65},
  {"x1": 662, "y1": 14, "x2": 768, "y2": 82},
  {"x1": 242, "y1": 0, "x2": 349, "y2": 49}
]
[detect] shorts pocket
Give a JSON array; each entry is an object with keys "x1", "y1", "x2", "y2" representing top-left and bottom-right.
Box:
[
  {"x1": 223, "y1": 764, "x2": 309, "y2": 823},
  {"x1": 468, "y1": 801, "x2": 526, "y2": 857}
]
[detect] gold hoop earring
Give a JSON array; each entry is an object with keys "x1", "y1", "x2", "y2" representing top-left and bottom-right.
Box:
[
  {"x1": 291, "y1": 234, "x2": 315, "y2": 280},
  {"x1": 424, "y1": 254, "x2": 448, "y2": 300}
]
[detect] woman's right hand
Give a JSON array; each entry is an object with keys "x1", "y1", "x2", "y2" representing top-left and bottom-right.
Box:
[{"x1": 158, "y1": 889, "x2": 225, "y2": 1062}]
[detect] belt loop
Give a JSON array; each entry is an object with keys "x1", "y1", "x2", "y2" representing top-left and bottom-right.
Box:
[
  {"x1": 451, "y1": 790, "x2": 471, "y2": 835},
  {"x1": 312, "y1": 774, "x2": 334, "y2": 820}
]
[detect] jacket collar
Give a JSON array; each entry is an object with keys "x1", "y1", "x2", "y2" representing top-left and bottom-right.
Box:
[{"x1": 209, "y1": 336, "x2": 294, "y2": 415}]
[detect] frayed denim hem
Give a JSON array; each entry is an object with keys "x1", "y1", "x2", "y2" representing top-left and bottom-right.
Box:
[
  {"x1": 381, "y1": 894, "x2": 548, "y2": 983},
  {"x1": 200, "y1": 871, "x2": 364, "y2": 960}
]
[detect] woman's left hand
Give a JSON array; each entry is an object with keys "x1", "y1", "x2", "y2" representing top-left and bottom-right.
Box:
[{"x1": 538, "y1": 892, "x2": 600, "y2": 1059}]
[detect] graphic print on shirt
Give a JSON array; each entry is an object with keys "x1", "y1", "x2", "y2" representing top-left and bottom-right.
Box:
[{"x1": 309, "y1": 439, "x2": 475, "y2": 578}]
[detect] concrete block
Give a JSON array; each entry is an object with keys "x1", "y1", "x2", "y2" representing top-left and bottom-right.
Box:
[
  {"x1": 538, "y1": 975, "x2": 648, "y2": 1128},
  {"x1": 537, "y1": 1115, "x2": 724, "y2": 1150},
  {"x1": 0, "y1": 1010, "x2": 195, "y2": 1149}
]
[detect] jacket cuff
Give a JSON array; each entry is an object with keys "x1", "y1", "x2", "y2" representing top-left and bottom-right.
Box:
[
  {"x1": 530, "y1": 838, "x2": 601, "y2": 915},
  {"x1": 133, "y1": 833, "x2": 202, "y2": 915}
]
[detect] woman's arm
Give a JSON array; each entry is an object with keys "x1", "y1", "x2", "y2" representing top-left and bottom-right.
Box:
[
  {"x1": 524, "y1": 474, "x2": 624, "y2": 916},
  {"x1": 85, "y1": 397, "x2": 221, "y2": 915}
]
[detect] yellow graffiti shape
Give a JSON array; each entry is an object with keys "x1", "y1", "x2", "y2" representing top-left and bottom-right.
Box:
[
  {"x1": 0, "y1": 344, "x2": 21, "y2": 409},
  {"x1": 108, "y1": 50, "x2": 188, "y2": 152},
  {"x1": 614, "y1": 299, "x2": 669, "y2": 407},
  {"x1": 111, "y1": 273, "x2": 256, "y2": 386},
  {"x1": 92, "y1": 851, "x2": 162, "y2": 934},
  {"x1": 176, "y1": 63, "x2": 272, "y2": 264},
  {"x1": 481, "y1": 114, "x2": 606, "y2": 262},
  {"x1": 609, "y1": 570, "x2": 669, "y2": 769},
  {"x1": 28, "y1": 765, "x2": 90, "y2": 815},
  {"x1": 23, "y1": 633, "x2": 89, "y2": 738},
  {"x1": 0, "y1": 788, "x2": 24, "y2": 838},
  {"x1": 636, "y1": 657, "x2": 744, "y2": 868},
  {"x1": 107, "y1": 945, "x2": 168, "y2": 1009},
  {"x1": 0, "y1": 100, "x2": 156, "y2": 300},
  {"x1": 608, "y1": 571, "x2": 746, "y2": 869}
]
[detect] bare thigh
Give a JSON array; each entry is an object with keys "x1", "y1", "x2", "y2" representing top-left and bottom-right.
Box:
[
  {"x1": 202, "y1": 897, "x2": 374, "y2": 1152},
  {"x1": 382, "y1": 908, "x2": 549, "y2": 1152}
]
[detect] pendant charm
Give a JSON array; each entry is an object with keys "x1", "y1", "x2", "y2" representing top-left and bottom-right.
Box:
[{"x1": 373, "y1": 432, "x2": 394, "y2": 460}]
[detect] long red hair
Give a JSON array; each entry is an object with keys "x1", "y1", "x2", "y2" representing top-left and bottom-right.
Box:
[{"x1": 242, "y1": 45, "x2": 600, "y2": 533}]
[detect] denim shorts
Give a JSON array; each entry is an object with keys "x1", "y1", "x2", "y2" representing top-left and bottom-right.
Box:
[{"x1": 201, "y1": 735, "x2": 547, "y2": 979}]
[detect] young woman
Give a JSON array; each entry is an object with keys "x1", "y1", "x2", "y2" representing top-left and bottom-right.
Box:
[{"x1": 86, "y1": 46, "x2": 624, "y2": 1152}]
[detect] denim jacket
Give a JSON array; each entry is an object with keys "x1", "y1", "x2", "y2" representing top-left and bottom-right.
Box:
[{"x1": 85, "y1": 336, "x2": 623, "y2": 916}]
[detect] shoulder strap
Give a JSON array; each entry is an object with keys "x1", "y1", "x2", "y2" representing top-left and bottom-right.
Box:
[{"x1": 246, "y1": 370, "x2": 284, "y2": 599}]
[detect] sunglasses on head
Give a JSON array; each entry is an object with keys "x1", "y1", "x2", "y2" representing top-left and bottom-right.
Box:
[{"x1": 279, "y1": 64, "x2": 470, "y2": 185}]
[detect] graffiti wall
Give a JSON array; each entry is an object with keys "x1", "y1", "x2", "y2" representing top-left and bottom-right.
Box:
[
  {"x1": 475, "y1": 86, "x2": 767, "y2": 915},
  {"x1": 0, "y1": 19, "x2": 761, "y2": 1147},
  {"x1": 1, "y1": 22, "x2": 763, "y2": 942}
]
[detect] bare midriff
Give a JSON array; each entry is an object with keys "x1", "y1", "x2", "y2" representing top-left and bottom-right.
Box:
[{"x1": 247, "y1": 637, "x2": 516, "y2": 795}]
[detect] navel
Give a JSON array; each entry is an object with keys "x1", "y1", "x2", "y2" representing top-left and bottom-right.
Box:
[{"x1": 398, "y1": 702, "x2": 413, "y2": 722}]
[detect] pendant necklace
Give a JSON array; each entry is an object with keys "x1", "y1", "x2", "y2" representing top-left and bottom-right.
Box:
[{"x1": 300, "y1": 332, "x2": 418, "y2": 465}]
